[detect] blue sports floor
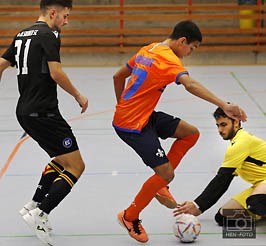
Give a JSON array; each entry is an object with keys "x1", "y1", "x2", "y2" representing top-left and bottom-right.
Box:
[{"x1": 0, "y1": 66, "x2": 265, "y2": 245}]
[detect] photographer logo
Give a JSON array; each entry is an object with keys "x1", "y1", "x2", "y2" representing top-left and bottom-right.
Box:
[{"x1": 222, "y1": 209, "x2": 256, "y2": 239}]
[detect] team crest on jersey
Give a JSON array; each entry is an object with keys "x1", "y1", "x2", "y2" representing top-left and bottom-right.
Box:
[
  {"x1": 63, "y1": 138, "x2": 72, "y2": 148},
  {"x1": 52, "y1": 31, "x2": 59, "y2": 38}
]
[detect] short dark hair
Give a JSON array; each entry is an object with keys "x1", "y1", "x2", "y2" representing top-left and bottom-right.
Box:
[
  {"x1": 213, "y1": 107, "x2": 230, "y2": 120},
  {"x1": 213, "y1": 106, "x2": 241, "y2": 127},
  {"x1": 169, "y1": 20, "x2": 202, "y2": 43},
  {"x1": 40, "y1": 0, "x2": 72, "y2": 11}
]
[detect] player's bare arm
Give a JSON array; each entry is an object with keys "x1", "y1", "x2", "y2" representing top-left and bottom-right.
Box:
[
  {"x1": 0, "y1": 58, "x2": 11, "y2": 81},
  {"x1": 48, "y1": 61, "x2": 88, "y2": 113},
  {"x1": 113, "y1": 65, "x2": 132, "y2": 102},
  {"x1": 179, "y1": 74, "x2": 247, "y2": 122}
]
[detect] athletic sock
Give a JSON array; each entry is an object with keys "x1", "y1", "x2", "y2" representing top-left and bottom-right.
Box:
[
  {"x1": 39, "y1": 170, "x2": 77, "y2": 214},
  {"x1": 167, "y1": 133, "x2": 199, "y2": 170},
  {"x1": 32, "y1": 160, "x2": 64, "y2": 203},
  {"x1": 125, "y1": 174, "x2": 168, "y2": 221}
]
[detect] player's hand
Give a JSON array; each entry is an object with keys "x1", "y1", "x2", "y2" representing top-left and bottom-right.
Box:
[
  {"x1": 75, "y1": 93, "x2": 88, "y2": 113},
  {"x1": 173, "y1": 201, "x2": 201, "y2": 217},
  {"x1": 223, "y1": 103, "x2": 247, "y2": 122}
]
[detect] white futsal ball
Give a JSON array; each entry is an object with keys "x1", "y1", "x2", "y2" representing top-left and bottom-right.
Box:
[{"x1": 173, "y1": 213, "x2": 201, "y2": 243}]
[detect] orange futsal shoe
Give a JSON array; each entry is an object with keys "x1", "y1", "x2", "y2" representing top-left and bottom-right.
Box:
[
  {"x1": 117, "y1": 210, "x2": 149, "y2": 243},
  {"x1": 155, "y1": 186, "x2": 177, "y2": 209}
]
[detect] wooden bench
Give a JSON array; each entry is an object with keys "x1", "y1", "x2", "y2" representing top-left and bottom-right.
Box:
[{"x1": 0, "y1": 3, "x2": 265, "y2": 53}]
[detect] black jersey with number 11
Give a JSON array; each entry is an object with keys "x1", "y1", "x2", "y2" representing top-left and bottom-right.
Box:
[{"x1": 2, "y1": 21, "x2": 61, "y2": 115}]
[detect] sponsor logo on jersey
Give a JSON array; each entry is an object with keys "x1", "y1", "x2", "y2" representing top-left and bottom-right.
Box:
[{"x1": 52, "y1": 31, "x2": 59, "y2": 38}]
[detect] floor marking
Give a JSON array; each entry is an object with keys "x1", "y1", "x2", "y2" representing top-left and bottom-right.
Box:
[
  {"x1": 0, "y1": 110, "x2": 112, "y2": 180},
  {"x1": 231, "y1": 72, "x2": 266, "y2": 118},
  {"x1": 5, "y1": 170, "x2": 215, "y2": 177},
  {"x1": 0, "y1": 135, "x2": 30, "y2": 179},
  {"x1": 2, "y1": 73, "x2": 266, "y2": 180},
  {"x1": 1, "y1": 231, "x2": 265, "y2": 238}
]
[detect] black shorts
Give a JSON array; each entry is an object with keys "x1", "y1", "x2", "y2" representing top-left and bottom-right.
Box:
[
  {"x1": 115, "y1": 111, "x2": 180, "y2": 168},
  {"x1": 17, "y1": 113, "x2": 79, "y2": 158}
]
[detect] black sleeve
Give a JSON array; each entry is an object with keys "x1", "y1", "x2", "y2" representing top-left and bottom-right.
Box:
[
  {"x1": 194, "y1": 167, "x2": 236, "y2": 213},
  {"x1": 2, "y1": 38, "x2": 16, "y2": 66}
]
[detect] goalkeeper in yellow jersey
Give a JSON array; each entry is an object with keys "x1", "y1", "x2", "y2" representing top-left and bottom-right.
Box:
[{"x1": 174, "y1": 106, "x2": 266, "y2": 225}]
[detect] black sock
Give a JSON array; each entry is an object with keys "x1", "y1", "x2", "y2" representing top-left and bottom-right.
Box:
[
  {"x1": 32, "y1": 160, "x2": 64, "y2": 203},
  {"x1": 39, "y1": 170, "x2": 77, "y2": 214}
]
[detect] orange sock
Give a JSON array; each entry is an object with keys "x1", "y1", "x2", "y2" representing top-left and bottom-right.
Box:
[
  {"x1": 125, "y1": 174, "x2": 168, "y2": 221},
  {"x1": 167, "y1": 133, "x2": 199, "y2": 170}
]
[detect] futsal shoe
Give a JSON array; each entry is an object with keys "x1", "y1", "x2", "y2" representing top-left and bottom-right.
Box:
[
  {"x1": 19, "y1": 200, "x2": 37, "y2": 216},
  {"x1": 117, "y1": 210, "x2": 149, "y2": 243},
  {"x1": 19, "y1": 201, "x2": 53, "y2": 232},
  {"x1": 155, "y1": 186, "x2": 177, "y2": 209},
  {"x1": 22, "y1": 208, "x2": 53, "y2": 246}
]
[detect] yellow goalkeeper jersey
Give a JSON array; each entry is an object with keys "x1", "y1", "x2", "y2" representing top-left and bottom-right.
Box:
[{"x1": 222, "y1": 128, "x2": 266, "y2": 184}]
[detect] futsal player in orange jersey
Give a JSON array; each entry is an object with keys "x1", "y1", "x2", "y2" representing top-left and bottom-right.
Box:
[{"x1": 112, "y1": 20, "x2": 247, "y2": 243}]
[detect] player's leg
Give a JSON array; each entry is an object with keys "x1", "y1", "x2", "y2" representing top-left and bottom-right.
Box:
[
  {"x1": 18, "y1": 114, "x2": 84, "y2": 245},
  {"x1": 115, "y1": 115, "x2": 173, "y2": 242},
  {"x1": 20, "y1": 113, "x2": 84, "y2": 214},
  {"x1": 167, "y1": 119, "x2": 199, "y2": 170},
  {"x1": 23, "y1": 150, "x2": 84, "y2": 245},
  {"x1": 19, "y1": 160, "x2": 64, "y2": 218},
  {"x1": 215, "y1": 187, "x2": 260, "y2": 226},
  {"x1": 155, "y1": 113, "x2": 199, "y2": 208},
  {"x1": 215, "y1": 199, "x2": 245, "y2": 226},
  {"x1": 246, "y1": 182, "x2": 266, "y2": 216},
  {"x1": 124, "y1": 161, "x2": 174, "y2": 219},
  {"x1": 38, "y1": 150, "x2": 85, "y2": 214},
  {"x1": 19, "y1": 159, "x2": 64, "y2": 233},
  {"x1": 117, "y1": 161, "x2": 171, "y2": 243},
  {"x1": 21, "y1": 151, "x2": 84, "y2": 216}
]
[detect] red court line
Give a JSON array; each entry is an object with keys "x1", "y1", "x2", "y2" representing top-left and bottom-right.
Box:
[
  {"x1": 0, "y1": 109, "x2": 113, "y2": 180},
  {"x1": 0, "y1": 135, "x2": 30, "y2": 179},
  {"x1": 3, "y1": 87, "x2": 264, "y2": 180},
  {"x1": 67, "y1": 109, "x2": 113, "y2": 123}
]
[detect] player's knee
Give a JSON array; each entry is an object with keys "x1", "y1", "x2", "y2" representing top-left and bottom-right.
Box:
[
  {"x1": 73, "y1": 159, "x2": 85, "y2": 176},
  {"x1": 246, "y1": 194, "x2": 266, "y2": 216},
  {"x1": 190, "y1": 131, "x2": 200, "y2": 146},
  {"x1": 184, "y1": 130, "x2": 200, "y2": 148},
  {"x1": 214, "y1": 209, "x2": 225, "y2": 226},
  {"x1": 192, "y1": 126, "x2": 200, "y2": 136},
  {"x1": 161, "y1": 170, "x2": 175, "y2": 183},
  {"x1": 78, "y1": 161, "x2": 85, "y2": 173},
  {"x1": 79, "y1": 160, "x2": 85, "y2": 174},
  {"x1": 167, "y1": 171, "x2": 175, "y2": 183}
]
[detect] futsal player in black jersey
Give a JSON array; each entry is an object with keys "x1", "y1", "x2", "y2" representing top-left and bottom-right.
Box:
[{"x1": 0, "y1": 1, "x2": 88, "y2": 245}]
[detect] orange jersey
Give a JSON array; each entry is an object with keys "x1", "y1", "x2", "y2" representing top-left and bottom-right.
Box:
[{"x1": 113, "y1": 42, "x2": 188, "y2": 133}]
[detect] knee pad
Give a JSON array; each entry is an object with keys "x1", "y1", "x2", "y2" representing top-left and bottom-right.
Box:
[
  {"x1": 246, "y1": 194, "x2": 266, "y2": 216},
  {"x1": 214, "y1": 209, "x2": 225, "y2": 226}
]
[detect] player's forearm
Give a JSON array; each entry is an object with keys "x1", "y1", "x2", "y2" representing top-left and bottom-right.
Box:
[
  {"x1": 0, "y1": 58, "x2": 11, "y2": 81},
  {"x1": 194, "y1": 167, "x2": 235, "y2": 213},
  {"x1": 113, "y1": 77, "x2": 125, "y2": 103},
  {"x1": 51, "y1": 68, "x2": 80, "y2": 99},
  {"x1": 113, "y1": 65, "x2": 132, "y2": 103},
  {"x1": 184, "y1": 80, "x2": 227, "y2": 109},
  {"x1": 48, "y1": 61, "x2": 80, "y2": 98}
]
